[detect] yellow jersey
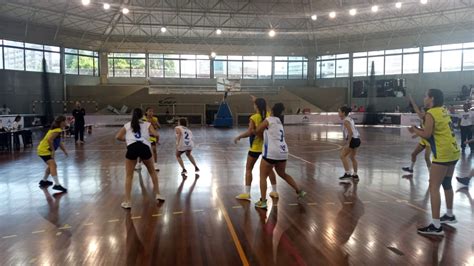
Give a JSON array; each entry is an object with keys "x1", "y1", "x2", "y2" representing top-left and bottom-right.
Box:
[
  {"x1": 249, "y1": 112, "x2": 270, "y2": 153},
  {"x1": 37, "y1": 128, "x2": 62, "y2": 156},
  {"x1": 425, "y1": 107, "x2": 460, "y2": 163},
  {"x1": 143, "y1": 116, "x2": 159, "y2": 143}
]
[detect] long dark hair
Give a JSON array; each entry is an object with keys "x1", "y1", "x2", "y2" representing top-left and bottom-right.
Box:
[
  {"x1": 50, "y1": 115, "x2": 66, "y2": 129},
  {"x1": 427, "y1": 89, "x2": 444, "y2": 107},
  {"x1": 131, "y1": 108, "x2": 143, "y2": 133},
  {"x1": 339, "y1": 106, "x2": 352, "y2": 116},
  {"x1": 255, "y1": 98, "x2": 267, "y2": 120},
  {"x1": 272, "y1": 103, "x2": 285, "y2": 118}
]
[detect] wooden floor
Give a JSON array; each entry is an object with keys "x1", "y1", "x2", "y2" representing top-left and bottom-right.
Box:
[{"x1": 0, "y1": 125, "x2": 473, "y2": 265}]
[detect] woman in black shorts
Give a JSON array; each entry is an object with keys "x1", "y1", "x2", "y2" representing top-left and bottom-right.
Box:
[
  {"x1": 116, "y1": 108, "x2": 165, "y2": 209},
  {"x1": 338, "y1": 106, "x2": 361, "y2": 183}
]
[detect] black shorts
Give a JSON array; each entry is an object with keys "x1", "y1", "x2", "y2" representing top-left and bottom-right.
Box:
[
  {"x1": 40, "y1": 155, "x2": 53, "y2": 163},
  {"x1": 263, "y1": 157, "x2": 287, "y2": 165},
  {"x1": 349, "y1": 138, "x2": 361, "y2": 149},
  {"x1": 432, "y1": 160, "x2": 458, "y2": 166},
  {"x1": 248, "y1": 151, "x2": 261, "y2": 158},
  {"x1": 126, "y1": 142, "x2": 152, "y2": 160}
]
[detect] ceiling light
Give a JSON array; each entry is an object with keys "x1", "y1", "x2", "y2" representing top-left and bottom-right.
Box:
[
  {"x1": 268, "y1": 29, "x2": 276, "y2": 37},
  {"x1": 160, "y1": 27, "x2": 167, "y2": 33},
  {"x1": 216, "y1": 29, "x2": 222, "y2": 35},
  {"x1": 349, "y1": 9, "x2": 357, "y2": 16},
  {"x1": 122, "y1": 8, "x2": 129, "y2": 14},
  {"x1": 395, "y1": 2, "x2": 402, "y2": 8},
  {"x1": 311, "y1": 14, "x2": 317, "y2": 21},
  {"x1": 81, "y1": 0, "x2": 90, "y2": 6},
  {"x1": 420, "y1": 0, "x2": 428, "y2": 4},
  {"x1": 371, "y1": 5, "x2": 379, "y2": 12},
  {"x1": 210, "y1": 52, "x2": 216, "y2": 58},
  {"x1": 329, "y1": 11, "x2": 336, "y2": 18},
  {"x1": 103, "y1": 3, "x2": 110, "y2": 10}
]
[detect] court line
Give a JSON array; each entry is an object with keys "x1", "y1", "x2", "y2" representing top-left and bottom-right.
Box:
[
  {"x1": 288, "y1": 153, "x2": 335, "y2": 168},
  {"x1": 215, "y1": 195, "x2": 250, "y2": 266}
]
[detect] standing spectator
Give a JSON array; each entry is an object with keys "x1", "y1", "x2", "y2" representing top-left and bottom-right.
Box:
[
  {"x1": 358, "y1": 105, "x2": 365, "y2": 112},
  {"x1": 0, "y1": 104, "x2": 11, "y2": 115},
  {"x1": 459, "y1": 104, "x2": 474, "y2": 153},
  {"x1": 72, "y1": 101, "x2": 86, "y2": 144}
]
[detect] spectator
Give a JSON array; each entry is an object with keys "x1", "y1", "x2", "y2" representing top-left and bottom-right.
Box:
[
  {"x1": 394, "y1": 105, "x2": 400, "y2": 113},
  {"x1": 358, "y1": 105, "x2": 365, "y2": 112},
  {"x1": 12, "y1": 115, "x2": 22, "y2": 130},
  {"x1": 0, "y1": 104, "x2": 11, "y2": 115},
  {"x1": 459, "y1": 104, "x2": 474, "y2": 153},
  {"x1": 72, "y1": 101, "x2": 86, "y2": 144}
]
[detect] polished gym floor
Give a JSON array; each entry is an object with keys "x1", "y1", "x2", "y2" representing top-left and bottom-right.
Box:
[{"x1": 0, "y1": 125, "x2": 473, "y2": 265}]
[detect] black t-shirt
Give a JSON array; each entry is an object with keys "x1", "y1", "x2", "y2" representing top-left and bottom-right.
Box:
[{"x1": 72, "y1": 108, "x2": 86, "y2": 124}]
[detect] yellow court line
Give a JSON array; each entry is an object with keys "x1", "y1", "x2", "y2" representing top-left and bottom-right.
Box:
[{"x1": 216, "y1": 196, "x2": 250, "y2": 266}]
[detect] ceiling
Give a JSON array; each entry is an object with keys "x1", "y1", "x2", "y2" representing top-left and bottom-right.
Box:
[{"x1": 0, "y1": 0, "x2": 473, "y2": 53}]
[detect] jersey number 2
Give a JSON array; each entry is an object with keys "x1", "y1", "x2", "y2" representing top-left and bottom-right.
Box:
[{"x1": 184, "y1": 131, "x2": 190, "y2": 140}]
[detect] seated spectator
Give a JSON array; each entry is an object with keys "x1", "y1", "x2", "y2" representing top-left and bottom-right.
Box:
[
  {"x1": 12, "y1": 115, "x2": 22, "y2": 130},
  {"x1": 358, "y1": 105, "x2": 366, "y2": 112}
]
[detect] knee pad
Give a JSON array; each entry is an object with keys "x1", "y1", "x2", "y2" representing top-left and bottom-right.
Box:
[{"x1": 442, "y1": 176, "x2": 452, "y2": 190}]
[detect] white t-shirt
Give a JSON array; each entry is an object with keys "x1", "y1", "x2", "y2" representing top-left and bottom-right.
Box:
[
  {"x1": 263, "y1": 117, "x2": 288, "y2": 160},
  {"x1": 459, "y1": 111, "x2": 473, "y2": 127},
  {"x1": 343, "y1": 116, "x2": 360, "y2": 140},
  {"x1": 175, "y1": 126, "x2": 194, "y2": 151},
  {"x1": 124, "y1": 121, "x2": 151, "y2": 147}
]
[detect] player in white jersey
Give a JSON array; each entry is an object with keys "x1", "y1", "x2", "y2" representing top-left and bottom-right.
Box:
[
  {"x1": 338, "y1": 106, "x2": 362, "y2": 183},
  {"x1": 254, "y1": 103, "x2": 306, "y2": 209},
  {"x1": 115, "y1": 108, "x2": 165, "y2": 209},
  {"x1": 175, "y1": 118, "x2": 199, "y2": 176}
]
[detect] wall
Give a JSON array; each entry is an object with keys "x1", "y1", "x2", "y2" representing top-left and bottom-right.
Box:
[
  {"x1": 0, "y1": 69, "x2": 64, "y2": 114},
  {"x1": 316, "y1": 71, "x2": 474, "y2": 112}
]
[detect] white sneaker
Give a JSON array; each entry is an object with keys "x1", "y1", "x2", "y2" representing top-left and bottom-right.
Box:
[
  {"x1": 269, "y1": 191, "x2": 279, "y2": 198},
  {"x1": 121, "y1": 201, "x2": 132, "y2": 209},
  {"x1": 135, "y1": 162, "x2": 142, "y2": 171},
  {"x1": 154, "y1": 163, "x2": 160, "y2": 171},
  {"x1": 155, "y1": 194, "x2": 165, "y2": 201}
]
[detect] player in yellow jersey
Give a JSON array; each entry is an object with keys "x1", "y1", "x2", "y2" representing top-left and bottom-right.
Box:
[
  {"x1": 234, "y1": 96, "x2": 278, "y2": 201},
  {"x1": 402, "y1": 95, "x2": 431, "y2": 173},
  {"x1": 37, "y1": 116, "x2": 68, "y2": 193},
  {"x1": 409, "y1": 89, "x2": 460, "y2": 236}
]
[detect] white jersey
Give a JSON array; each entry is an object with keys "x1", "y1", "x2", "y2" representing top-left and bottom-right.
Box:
[
  {"x1": 343, "y1": 116, "x2": 360, "y2": 140},
  {"x1": 459, "y1": 111, "x2": 474, "y2": 127},
  {"x1": 176, "y1": 126, "x2": 194, "y2": 151},
  {"x1": 263, "y1": 117, "x2": 288, "y2": 160},
  {"x1": 124, "y1": 121, "x2": 151, "y2": 147}
]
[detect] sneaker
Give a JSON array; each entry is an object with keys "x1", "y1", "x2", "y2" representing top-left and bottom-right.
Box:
[
  {"x1": 339, "y1": 173, "x2": 352, "y2": 183},
  {"x1": 297, "y1": 190, "x2": 307, "y2": 199},
  {"x1": 135, "y1": 163, "x2": 142, "y2": 171},
  {"x1": 440, "y1": 214, "x2": 457, "y2": 224},
  {"x1": 195, "y1": 167, "x2": 200, "y2": 173},
  {"x1": 352, "y1": 174, "x2": 359, "y2": 181},
  {"x1": 121, "y1": 201, "x2": 132, "y2": 209},
  {"x1": 456, "y1": 177, "x2": 471, "y2": 186},
  {"x1": 235, "y1": 193, "x2": 251, "y2": 201},
  {"x1": 155, "y1": 194, "x2": 165, "y2": 201},
  {"x1": 181, "y1": 169, "x2": 187, "y2": 175},
  {"x1": 417, "y1": 224, "x2": 444, "y2": 236},
  {"x1": 269, "y1": 191, "x2": 279, "y2": 198},
  {"x1": 255, "y1": 199, "x2": 268, "y2": 209},
  {"x1": 154, "y1": 163, "x2": 160, "y2": 172},
  {"x1": 39, "y1": 180, "x2": 53, "y2": 187},
  {"x1": 402, "y1": 167, "x2": 414, "y2": 173},
  {"x1": 52, "y1": 185, "x2": 67, "y2": 193}
]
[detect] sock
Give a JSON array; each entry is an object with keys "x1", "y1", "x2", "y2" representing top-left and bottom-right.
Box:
[
  {"x1": 446, "y1": 209, "x2": 453, "y2": 216},
  {"x1": 43, "y1": 173, "x2": 49, "y2": 181},
  {"x1": 432, "y1": 219, "x2": 441, "y2": 228},
  {"x1": 245, "y1": 186, "x2": 251, "y2": 194},
  {"x1": 353, "y1": 171, "x2": 358, "y2": 175},
  {"x1": 410, "y1": 162, "x2": 415, "y2": 169},
  {"x1": 51, "y1": 175, "x2": 61, "y2": 186},
  {"x1": 271, "y1": 185, "x2": 277, "y2": 192},
  {"x1": 345, "y1": 171, "x2": 351, "y2": 175}
]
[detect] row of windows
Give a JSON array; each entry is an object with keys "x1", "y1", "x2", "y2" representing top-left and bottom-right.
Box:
[
  {"x1": 317, "y1": 43, "x2": 474, "y2": 78},
  {"x1": 65, "y1": 49, "x2": 99, "y2": 76},
  {"x1": 108, "y1": 54, "x2": 308, "y2": 79},
  {"x1": 0, "y1": 40, "x2": 61, "y2": 73}
]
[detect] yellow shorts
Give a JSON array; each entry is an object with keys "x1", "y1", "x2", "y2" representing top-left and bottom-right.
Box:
[{"x1": 419, "y1": 138, "x2": 430, "y2": 147}]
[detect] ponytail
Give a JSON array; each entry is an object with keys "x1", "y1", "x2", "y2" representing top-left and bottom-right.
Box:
[
  {"x1": 254, "y1": 98, "x2": 267, "y2": 120},
  {"x1": 131, "y1": 108, "x2": 143, "y2": 133}
]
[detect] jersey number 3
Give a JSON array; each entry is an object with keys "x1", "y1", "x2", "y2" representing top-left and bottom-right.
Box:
[
  {"x1": 279, "y1": 130, "x2": 284, "y2": 142},
  {"x1": 134, "y1": 132, "x2": 141, "y2": 139}
]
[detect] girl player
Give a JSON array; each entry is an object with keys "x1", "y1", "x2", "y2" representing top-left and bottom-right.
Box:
[
  {"x1": 145, "y1": 107, "x2": 160, "y2": 171},
  {"x1": 37, "y1": 116, "x2": 68, "y2": 192},
  {"x1": 175, "y1": 118, "x2": 199, "y2": 175},
  {"x1": 255, "y1": 103, "x2": 306, "y2": 209},
  {"x1": 409, "y1": 89, "x2": 460, "y2": 235},
  {"x1": 402, "y1": 95, "x2": 431, "y2": 173},
  {"x1": 234, "y1": 96, "x2": 278, "y2": 201},
  {"x1": 338, "y1": 106, "x2": 361, "y2": 183},
  {"x1": 116, "y1": 108, "x2": 165, "y2": 209}
]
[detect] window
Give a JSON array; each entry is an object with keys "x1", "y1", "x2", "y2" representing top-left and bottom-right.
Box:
[
  {"x1": 66, "y1": 48, "x2": 99, "y2": 76},
  {"x1": 243, "y1": 61, "x2": 258, "y2": 79},
  {"x1": 214, "y1": 60, "x2": 227, "y2": 78},
  {"x1": 181, "y1": 57, "x2": 196, "y2": 78},
  {"x1": 196, "y1": 55, "x2": 210, "y2": 78},
  {"x1": 114, "y1": 58, "x2": 131, "y2": 77},
  {"x1": 131, "y1": 57, "x2": 146, "y2": 77},
  {"x1": 441, "y1": 50, "x2": 462, "y2": 72},
  {"x1": 275, "y1": 56, "x2": 307, "y2": 79},
  {"x1": 258, "y1": 59, "x2": 272, "y2": 79},
  {"x1": 403, "y1": 53, "x2": 419, "y2": 74},
  {"x1": 228, "y1": 60, "x2": 242, "y2": 79},
  {"x1": 25, "y1": 50, "x2": 43, "y2": 72},
  {"x1": 149, "y1": 54, "x2": 164, "y2": 77},
  {"x1": 336, "y1": 59, "x2": 349, "y2": 77},
  {"x1": 164, "y1": 58, "x2": 179, "y2": 78},
  {"x1": 274, "y1": 61, "x2": 287, "y2": 79},
  {"x1": 4, "y1": 47, "x2": 24, "y2": 70},
  {"x1": 385, "y1": 55, "x2": 402, "y2": 75},
  {"x1": 463, "y1": 49, "x2": 474, "y2": 71},
  {"x1": 353, "y1": 57, "x2": 367, "y2": 77},
  {"x1": 423, "y1": 52, "x2": 441, "y2": 73},
  {"x1": 367, "y1": 56, "x2": 384, "y2": 75}
]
